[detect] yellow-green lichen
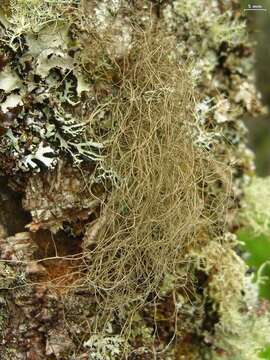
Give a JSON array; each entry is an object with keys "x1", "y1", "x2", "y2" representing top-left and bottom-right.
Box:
[{"x1": 241, "y1": 177, "x2": 270, "y2": 235}]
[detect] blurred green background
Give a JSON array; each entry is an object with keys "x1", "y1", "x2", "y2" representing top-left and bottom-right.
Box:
[
  {"x1": 239, "y1": 2, "x2": 270, "y2": 358},
  {"x1": 241, "y1": 0, "x2": 270, "y2": 175},
  {"x1": 239, "y1": 0, "x2": 270, "y2": 297}
]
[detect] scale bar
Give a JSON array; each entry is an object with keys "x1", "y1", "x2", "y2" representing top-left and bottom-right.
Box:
[{"x1": 244, "y1": 8, "x2": 267, "y2": 11}]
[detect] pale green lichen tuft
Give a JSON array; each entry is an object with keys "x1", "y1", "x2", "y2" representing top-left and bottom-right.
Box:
[
  {"x1": 0, "y1": 1, "x2": 267, "y2": 359},
  {"x1": 4, "y1": 0, "x2": 78, "y2": 50},
  {"x1": 212, "y1": 276, "x2": 270, "y2": 360},
  {"x1": 83, "y1": 334, "x2": 126, "y2": 360},
  {"x1": 193, "y1": 237, "x2": 270, "y2": 360},
  {"x1": 242, "y1": 177, "x2": 270, "y2": 235}
]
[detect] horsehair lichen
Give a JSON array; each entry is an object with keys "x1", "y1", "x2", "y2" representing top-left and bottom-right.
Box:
[
  {"x1": 74, "y1": 27, "x2": 231, "y2": 313},
  {"x1": 0, "y1": 1, "x2": 269, "y2": 359}
]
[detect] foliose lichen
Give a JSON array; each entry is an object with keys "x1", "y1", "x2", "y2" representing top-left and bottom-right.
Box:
[{"x1": 0, "y1": 1, "x2": 268, "y2": 359}]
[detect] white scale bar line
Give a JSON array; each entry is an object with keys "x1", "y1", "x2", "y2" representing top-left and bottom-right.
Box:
[{"x1": 244, "y1": 8, "x2": 267, "y2": 11}]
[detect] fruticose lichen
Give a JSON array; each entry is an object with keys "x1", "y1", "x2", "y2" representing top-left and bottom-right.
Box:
[
  {"x1": 241, "y1": 176, "x2": 270, "y2": 235},
  {"x1": 0, "y1": 1, "x2": 269, "y2": 359}
]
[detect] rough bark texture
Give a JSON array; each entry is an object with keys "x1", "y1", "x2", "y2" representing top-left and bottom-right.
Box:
[{"x1": 0, "y1": 1, "x2": 269, "y2": 359}]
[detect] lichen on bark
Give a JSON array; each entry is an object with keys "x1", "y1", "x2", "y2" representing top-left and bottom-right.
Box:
[{"x1": 0, "y1": 1, "x2": 269, "y2": 359}]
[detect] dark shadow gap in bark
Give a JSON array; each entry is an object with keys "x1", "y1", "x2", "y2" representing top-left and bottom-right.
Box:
[
  {"x1": 31, "y1": 229, "x2": 83, "y2": 290},
  {"x1": 0, "y1": 176, "x2": 31, "y2": 236}
]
